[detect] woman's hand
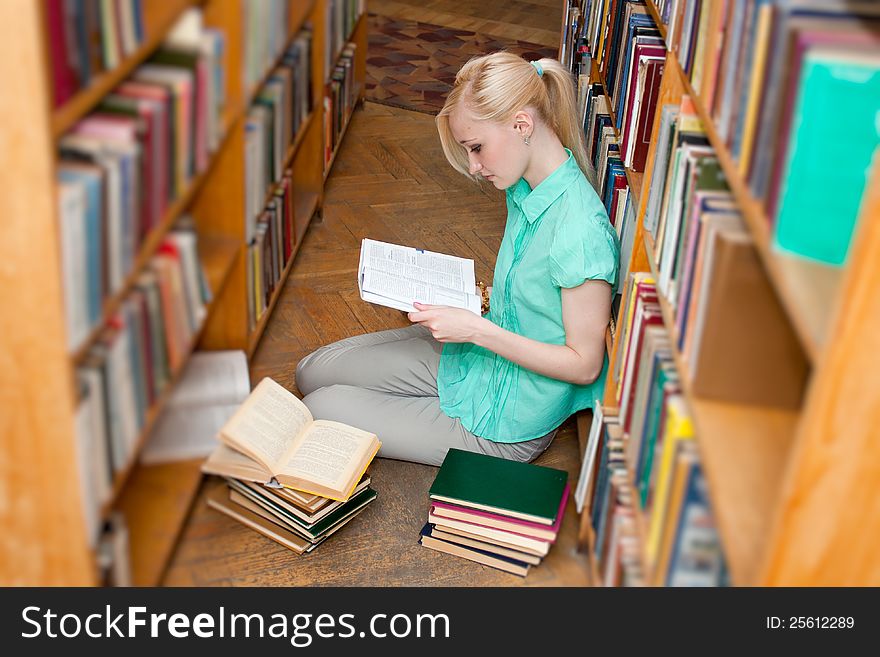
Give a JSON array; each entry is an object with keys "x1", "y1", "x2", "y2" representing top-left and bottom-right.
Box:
[{"x1": 408, "y1": 303, "x2": 492, "y2": 343}]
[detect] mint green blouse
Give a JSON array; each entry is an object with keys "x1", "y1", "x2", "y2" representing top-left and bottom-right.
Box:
[{"x1": 437, "y1": 151, "x2": 620, "y2": 443}]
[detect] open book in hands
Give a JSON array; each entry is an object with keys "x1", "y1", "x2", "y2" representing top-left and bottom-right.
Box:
[
  {"x1": 357, "y1": 238, "x2": 481, "y2": 314},
  {"x1": 201, "y1": 377, "x2": 381, "y2": 501}
]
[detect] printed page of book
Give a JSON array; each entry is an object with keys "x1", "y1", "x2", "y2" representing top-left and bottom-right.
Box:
[
  {"x1": 278, "y1": 420, "x2": 378, "y2": 494},
  {"x1": 201, "y1": 443, "x2": 273, "y2": 482},
  {"x1": 219, "y1": 378, "x2": 312, "y2": 472},
  {"x1": 358, "y1": 238, "x2": 480, "y2": 314}
]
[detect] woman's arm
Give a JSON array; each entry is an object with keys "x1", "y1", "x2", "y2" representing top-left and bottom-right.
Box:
[{"x1": 410, "y1": 279, "x2": 611, "y2": 385}]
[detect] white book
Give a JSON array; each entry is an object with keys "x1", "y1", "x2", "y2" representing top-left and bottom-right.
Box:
[
  {"x1": 57, "y1": 181, "x2": 89, "y2": 350},
  {"x1": 358, "y1": 239, "x2": 481, "y2": 314}
]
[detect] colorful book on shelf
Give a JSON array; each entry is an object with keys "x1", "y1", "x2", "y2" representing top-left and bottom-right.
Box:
[
  {"x1": 653, "y1": 440, "x2": 700, "y2": 585},
  {"x1": 645, "y1": 394, "x2": 694, "y2": 564},
  {"x1": 428, "y1": 448, "x2": 568, "y2": 525},
  {"x1": 418, "y1": 524, "x2": 531, "y2": 577},
  {"x1": 749, "y1": 12, "x2": 880, "y2": 203},
  {"x1": 771, "y1": 48, "x2": 880, "y2": 265},
  {"x1": 429, "y1": 484, "x2": 569, "y2": 543},
  {"x1": 664, "y1": 459, "x2": 728, "y2": 586}
]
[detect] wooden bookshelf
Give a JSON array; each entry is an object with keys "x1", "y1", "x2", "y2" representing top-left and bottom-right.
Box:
[
  {"x1": 0, "y1": 0, "x2": 367, "y2": 585},
  {"x1": 571, "y1": 0, "x2": 880, "y2": 587}
]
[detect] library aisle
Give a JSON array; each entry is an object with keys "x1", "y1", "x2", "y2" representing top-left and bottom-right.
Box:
[{"x1": 163, "y1": 101, "x2": 593, "y2": 587}]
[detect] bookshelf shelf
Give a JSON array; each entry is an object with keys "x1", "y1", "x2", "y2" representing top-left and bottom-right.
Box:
[
  {"x1": 116, "y1": 457, "x2": 205, "y2": 586},
  {"x1": 50, "y1": 0, "x2": 199, "y2": 139},
  {"x1": 657, "y1": 17, "x2": 842, "y2": 363},
  {"x1": 643, "y1": 231, "x2": 798, "y2": 585}
]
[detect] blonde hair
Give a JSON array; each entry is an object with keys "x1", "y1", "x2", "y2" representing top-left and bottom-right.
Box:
[{"x1": 436, "y1": 51, "x2": 595, "y2": 186}]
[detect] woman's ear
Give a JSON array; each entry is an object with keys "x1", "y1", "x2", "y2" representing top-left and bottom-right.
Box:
[{"x1": 513, "y1": 110, "x2": 534, "y2": 137}]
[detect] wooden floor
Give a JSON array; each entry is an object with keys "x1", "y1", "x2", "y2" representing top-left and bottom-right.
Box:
[{"x1": 162, "y1": 1, "x2": 592, "y2": 587}]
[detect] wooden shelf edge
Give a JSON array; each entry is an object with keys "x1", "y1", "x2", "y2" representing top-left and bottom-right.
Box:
[
  {"x1": 51, "y1": 0, "x2": 198, "y2": 138},
  {"x1": 116, "y1": 458, "x2": 205, "y2": 586},
  {"x1": 641, "y1": 231, "x2": 798, "y2": 585},
  {"x1": 644, "y1": 0, "x2": 669, "y2": 43}
]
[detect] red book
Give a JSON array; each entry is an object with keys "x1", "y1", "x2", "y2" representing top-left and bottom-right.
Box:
[
  {"x1": 46, "y1": 0, "x2": 77, "y2": 107},
  {"x1": 632, "y1": 58, "x2": 665, "y2": 172},
  {"x1": 430, "y1": 484, "x2": 569, "y2": 543}
]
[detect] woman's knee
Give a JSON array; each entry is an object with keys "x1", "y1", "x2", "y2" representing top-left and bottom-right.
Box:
[
  {"x1": 301, "y1": 384, "x2": 351, "y2": 421},
  {"x1": 295, "y1": 350, "x2": 323, "y2": 396}
]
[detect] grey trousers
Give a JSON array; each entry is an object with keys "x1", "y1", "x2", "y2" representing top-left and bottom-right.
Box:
[{"x1": 296, "y1": 325, "x2": 556, "y2": 467}]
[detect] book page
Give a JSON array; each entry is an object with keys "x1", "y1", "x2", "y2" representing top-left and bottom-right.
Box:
[
  {"x1": 359, "y1": 239, "x2": 480, "y2": 313},
  {"x1": 362, "y1": 238, "x2": 472, "y2": 291},
  {"x1": 361, "y1": 267, "x2": 480, "y2": 314},
  {"x1": 219, "y1": 378, "x2": 312, "y2": 472},
  {"x1": 278, "y1": 421, "x2": 375, "y2": 489}
]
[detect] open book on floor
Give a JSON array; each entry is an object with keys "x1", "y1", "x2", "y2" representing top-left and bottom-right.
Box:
[
  {"x1": 357, "y1": 238, "x2": 481, "y2": 314},
  {"x1": 201, "y1": 377, "x2": 381, "y2": 501}
]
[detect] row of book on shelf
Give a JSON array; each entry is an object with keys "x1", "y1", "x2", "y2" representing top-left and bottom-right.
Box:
[
  {"x1": 46, "y1": 0, "x2": 146, "y2": 107},
  {"x1": 73, "y1": 221, "x2": 213, "y2": 547},
  {"x1": 55, "y1": 7, "x2": 226, "y2": 351},
  {"x1": 568, "y1": 0, "x2": 880, "y2": 267}
]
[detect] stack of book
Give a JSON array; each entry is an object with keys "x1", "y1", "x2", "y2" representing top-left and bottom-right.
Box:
[
  {"x1": 201, "y1": 377, "x2": 381, "y2": 554},
  {"x1": 206, "y1": 473, "x2": 376, "y2": 555},
  {"x1": 419, "y1": 449, "x2": 569, "y2": 577}
]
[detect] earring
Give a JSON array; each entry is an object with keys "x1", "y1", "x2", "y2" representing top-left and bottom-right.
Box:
[{"x1": 523, "y1": 134, "x2": 531, "y2": 146}]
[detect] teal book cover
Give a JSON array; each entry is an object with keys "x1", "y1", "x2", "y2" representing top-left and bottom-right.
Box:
[
  {"x1": 774, "y1": 50, "x2": 880, "y2": 265},
  {"x1": 428, "y1": 449, "x2": 568, "y2": 525}
]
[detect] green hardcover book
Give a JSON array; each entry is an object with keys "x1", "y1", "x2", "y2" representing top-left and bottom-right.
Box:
[
  {"x1": 428, "y1": 449, "x2": 567, "y2": 525},
  {"x1": 773, "y1": 49, "x2": 880, "y2": 266}
]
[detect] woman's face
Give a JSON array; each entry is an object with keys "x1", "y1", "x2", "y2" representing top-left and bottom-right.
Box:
[{"x1": 448, "y1": 107, "x2": 529, "y2": 190}]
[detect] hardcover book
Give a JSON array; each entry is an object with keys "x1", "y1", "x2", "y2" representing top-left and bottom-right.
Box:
[{"x1": 429, "y1": 448, "x2": 568, "y2": 525}]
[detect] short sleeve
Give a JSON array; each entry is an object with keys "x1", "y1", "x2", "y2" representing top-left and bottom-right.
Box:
[{"x1": 549, "y1": 211, "x2": 620, "y2": 289}]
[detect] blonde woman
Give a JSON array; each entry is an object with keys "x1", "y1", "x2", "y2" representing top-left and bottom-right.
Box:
[{"x1": 297, "y1": 52, "x2": 619, "y2": 467}]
